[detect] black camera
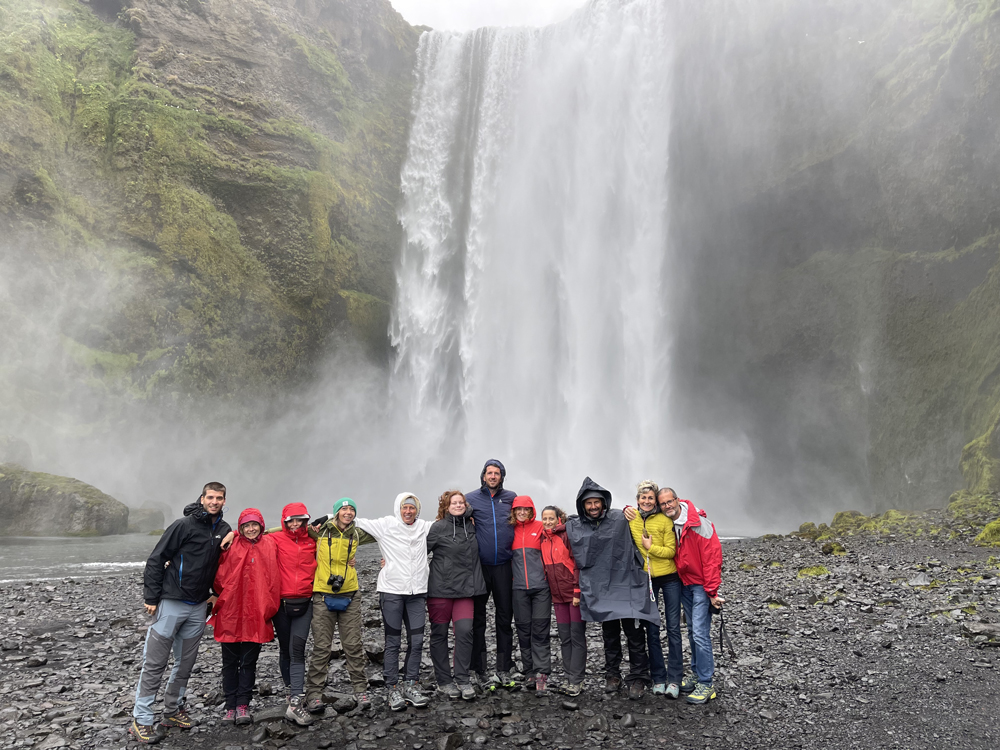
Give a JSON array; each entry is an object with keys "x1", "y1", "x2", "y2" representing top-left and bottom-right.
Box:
[{"x1": 328, "y1": 574, "x2": 345, "y2": 592}]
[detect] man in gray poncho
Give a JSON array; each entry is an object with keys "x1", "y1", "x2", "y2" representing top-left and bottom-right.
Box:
[{"x1": 566, "y1": 477, "x2": 659, "y2": 699}]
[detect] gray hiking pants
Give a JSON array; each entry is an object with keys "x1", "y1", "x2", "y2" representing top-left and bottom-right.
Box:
[
  {"x1": 380, "y1": 593, "x2": 426, "y2": 685},
  {"x1": 513, "y1": 587, "x2": 552, "y2": 675},
  {"x1": 132, "y1": 599, "x2": 207, "y2": 724}
]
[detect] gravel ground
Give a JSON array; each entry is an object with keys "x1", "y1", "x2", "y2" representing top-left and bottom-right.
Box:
[{"x1": 3, "y1": 532, "x2": 999, "y2": 750}]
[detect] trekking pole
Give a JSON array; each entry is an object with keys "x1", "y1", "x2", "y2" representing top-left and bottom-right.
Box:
[{"x1": 716, "y1": 608, "x2": 737, "y2": 660}]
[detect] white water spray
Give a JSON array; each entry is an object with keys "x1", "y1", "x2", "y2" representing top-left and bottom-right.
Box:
[{"x1": 390, "y1": 0, "x2": 733, "y2": 506}]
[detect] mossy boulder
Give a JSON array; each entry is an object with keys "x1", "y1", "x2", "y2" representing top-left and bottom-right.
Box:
[
  {"x1": 0, "y1": 463, "x2": 129, "y2": 535},
  {"x1": 975, "y1": 519, "x2": 1000, "y2": 547},
  {"x1": 127, "y1": 505, "x2": 166, "y2": 533},
  {"x1": 797, "y1": 565, "x2": 830, "y2": 578},
  {"x1": 821, "y1": 541, "x2": 847, "y2": 556}
]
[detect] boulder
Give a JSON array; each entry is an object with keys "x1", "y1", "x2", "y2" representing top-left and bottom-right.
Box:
[
  {"x1": 0, "y1": 464, "x2": 128, "y2": 536},
  {"x1": 127, "y1": 505, "x2": 168, "y2": 533}
]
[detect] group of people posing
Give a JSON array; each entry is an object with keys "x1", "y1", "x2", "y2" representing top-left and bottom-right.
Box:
[{"x1": 127, "y1": 460, "x2": 724, "y2": 745}]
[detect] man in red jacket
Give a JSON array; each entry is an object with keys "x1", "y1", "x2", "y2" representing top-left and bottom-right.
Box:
[{"x1": 658, "y1": 488, "x2": 723, "y2": 705}]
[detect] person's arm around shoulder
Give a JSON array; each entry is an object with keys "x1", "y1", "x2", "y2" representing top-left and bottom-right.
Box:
[
  {"x1": 354, "y1": 515, "x2": 390, "y2": 539},
  {"x1": 646, "y1": 517, "x2": 676, "y2": 560}
]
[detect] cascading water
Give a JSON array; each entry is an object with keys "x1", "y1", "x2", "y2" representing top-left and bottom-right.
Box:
[{"x1": 389, "y1": 0, "x2": 722, "y2": 505}]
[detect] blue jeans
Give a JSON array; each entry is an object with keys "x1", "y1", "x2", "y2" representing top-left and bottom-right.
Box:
[
  {"x1": 648, "y1": 574, "x2": 683, "y2": 685},
  {"x1": 133, "y1": 600, "x2": 207, "y2": 724},
  {"x1": 680, "y1": 583, "x2": 714, "y2": 686}
]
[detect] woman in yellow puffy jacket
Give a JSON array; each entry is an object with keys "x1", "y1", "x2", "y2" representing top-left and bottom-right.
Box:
[{"x1": 628, "y1": 480, "x2": 682, "y2": 698}]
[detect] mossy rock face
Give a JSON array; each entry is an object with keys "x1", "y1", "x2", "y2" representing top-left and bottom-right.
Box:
[
  {"x1": 0, "y1": 0, "x2": 420, "y2": 430},
  {"x1": 821, "y1": 541, "x2": 847, "y2": 556},
  {"x1": 975, "y1": 519, "x2": 1000, "y2": 547},
  {"x1": 797, "y1": 565, "x2": 831, "y2": 578},
  {"x1": 0, "y1": 462, "x2": 128, "y2": 535}
]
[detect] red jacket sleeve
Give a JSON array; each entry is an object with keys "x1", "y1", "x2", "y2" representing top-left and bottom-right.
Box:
[{"x1": 699, "y1": 528, "x2": 723, "y2": 598}]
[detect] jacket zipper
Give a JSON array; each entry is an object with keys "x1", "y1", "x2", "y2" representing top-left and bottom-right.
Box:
[
  {"x1": 521, "y1": 529, "x2": 529, "y2": 588},
  {"x1": 491, "y1": 497, "x2": 498, "y2": 566}
]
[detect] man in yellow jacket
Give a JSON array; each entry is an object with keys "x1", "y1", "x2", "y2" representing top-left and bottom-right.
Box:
[
  {"x1": 305, "y1": 498, "x2": 377, "y2": 713},
  {"x1": 626, "y1": 480, "x2": 682, "y2": 698}
]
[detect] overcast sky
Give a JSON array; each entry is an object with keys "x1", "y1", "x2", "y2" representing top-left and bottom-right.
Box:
[{"x1": 391, "y1": 0, "x2": 587, "y2": 31}]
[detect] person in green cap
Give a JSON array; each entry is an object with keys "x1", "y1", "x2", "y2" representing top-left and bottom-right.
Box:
[{"x1": 304, "y1": 498, "x2": 377, "y2": 712}]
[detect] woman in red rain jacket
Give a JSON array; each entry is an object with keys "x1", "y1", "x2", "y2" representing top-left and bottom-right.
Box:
[
  {"x1": 509, "y1": 495, "x2": 551, "y2": 692},
  {"x1": 539, "y1": 506, "x2": 585, "y2": 696},
  {"x1": 211, "y1": 508, "x2": 280, "y2": 725},
  {"x1": 269, "y1": 502, "x2": 318, "y2": 725}
]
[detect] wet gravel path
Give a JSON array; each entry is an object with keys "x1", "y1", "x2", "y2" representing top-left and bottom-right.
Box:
[{"x1": 3, "y1": 533, "x2": 999, "y2": 749}]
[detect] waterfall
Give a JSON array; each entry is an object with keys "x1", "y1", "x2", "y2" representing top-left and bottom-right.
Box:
[{"x1": 390, "y1": 0, "x2": 699, "y2": 503}]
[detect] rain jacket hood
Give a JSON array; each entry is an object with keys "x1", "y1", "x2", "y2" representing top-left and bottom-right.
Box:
[
  {"x1": 355, "y1": 493, "x2": 433, "y2": 595},
  {"x1": 565, "y1": 477, "x2": 659, "y2": 625},
  {"x1": 142, "y1": 501, "x2": 232, "y2": 606},
  {"x1": 467, "y1": 460, "x2": 517, "y2": 566},
  {"x1": 212, "y1": 510, "x2": 281, "y2": 643},
  {"x1": 273, "y1": 502, "x2": 317, "y2": 599}
]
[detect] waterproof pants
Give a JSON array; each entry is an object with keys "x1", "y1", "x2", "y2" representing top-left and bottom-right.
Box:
[
  {"x1": 221, "y1": 642, "x2": 262, "y2": 709},
  {"x1": 650, "y1": 573, "x2": 683, "y2": 685},
  {"x1": 553, "y1": 602, "x2": 586, "y2": 685},
  {"x1": 513, "y1": 587, "x2": 552, "y2": 676},
  {"x1": 306, "y1": 592, "x2": 367, "y2": 699},
  {"x1": 472, "y1": 561, "x2": 514, "y2": 676},
  {"x1": 601, "y1": 618, "x2": 651, "y2": 686},
  {"x1": 273, "y1": 599, "x2": 313, "y2": 697},
  {"x1": 132, "y1": 599, "x2": 206, "y2": 725},
  {"x1": 380, "y1": 593, "x2": 426, "y2": 686},
  {"x1": 427, "y1": 597, "x2": 475, "y2": 686},
  {"x1": 681, "y1": 583, "x2": 714, "y2": 686}
]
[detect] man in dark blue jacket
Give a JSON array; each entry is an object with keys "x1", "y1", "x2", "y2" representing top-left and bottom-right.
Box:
[
  {"x1": 129, "y1": 482, "x2": 231, "y2": 744},
  {"x1": 466, "y1": 459, "x2": 517, "y2": 688}
]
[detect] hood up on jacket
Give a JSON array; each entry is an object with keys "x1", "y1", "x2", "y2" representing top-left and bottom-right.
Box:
[
  {"x1": 394, "y1": 492, "x2": 421, "y2": 522},
  {"x1": 575, "y1": 477, "x2": 613, "y2": 521},
  {"x1": 512, "y1": 495, "x2": 536, "y2": 522},
  {"x1": 281, "y1": 502, "x2": 310, "y2": 537},
  {"x1": 480, "y1": 459, "x2": 507, "y2": 492},
  {"x1": 237, "y1": 508, "x2": 265, "y2": 537}
]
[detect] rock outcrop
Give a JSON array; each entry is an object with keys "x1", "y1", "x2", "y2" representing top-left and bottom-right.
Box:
[
  {"x1": 0, "y1": 463, "x2": 129, "y2": 535},
  {"x1": 125, "y1": 504, "x2": 167, "y2": 533}
]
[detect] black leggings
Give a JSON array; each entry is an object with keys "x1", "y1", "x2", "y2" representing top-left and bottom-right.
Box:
[
  {"x1": 221, "y1": 642, "x2": 262, "y2": 709},
  {"x1": 273, "y1": 600, "x2": 313, "y2": 696},
  {"x1": 472, "y1": 561, "x2": 514, "y2": 675}
]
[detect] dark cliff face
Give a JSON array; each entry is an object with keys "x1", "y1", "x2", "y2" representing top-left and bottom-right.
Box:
[
  {"x1": 0, "y1": 0, "x2": 420, "y2": 426},
  {"x1": 668, "y1": 0, "x2": 1000, "y2": 514}
]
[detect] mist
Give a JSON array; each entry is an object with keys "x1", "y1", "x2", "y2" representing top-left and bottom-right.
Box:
[{"x1": 3, "y1": 0, "x2": 988, "y2": 536}]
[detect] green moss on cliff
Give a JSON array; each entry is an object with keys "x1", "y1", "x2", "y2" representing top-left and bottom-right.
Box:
[{"x1": 0, "y1": 0, "x2": 419, "y2": 412}]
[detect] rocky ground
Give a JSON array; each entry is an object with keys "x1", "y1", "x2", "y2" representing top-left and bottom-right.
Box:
[{"x1": 3, "y1": 531, "x2": 1000, "y2": 750}]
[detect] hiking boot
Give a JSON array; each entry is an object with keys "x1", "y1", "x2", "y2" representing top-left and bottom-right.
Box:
[
  {"x1": 564, "y1": 682, "x2": 583, "y2": 697},
  {"x1": 604, "y1": 675, "x2": 623, "y2": 694},
  {"x1": 160, "y1": 708, "x2": 194, "y2": 729},
  {"x1": 401, "y1": 680, "x2": 429, "y2": 708},
  {"x1": 438, "y1": 682, "x2": 461, "y2": 700},
  {"x1": 685, "y1": 682, "x2": 717, "y2": 704},
  {"x1": 305, "y1": 696, "x2": 326, "y2": 714},
  {"x1": 492, "y1": 671, "x2": 517, "y2": 690},
  {"x1": 666, "y1": 683, "x2": 680, "y2": 699},
  {"x1": 535, "y1": 673, "x2": 548, "y2": 694},
  {"x1": 235, "y1": 705, "x2": 252, "y2": 725},
  {"x1": 459, "y1": 683, "x2": 476, "y2": 701},
  {"x1": 129, "y1": 720, "x2": 165, "y2": 744},
  {"x1": 628, "y1": 681, "x2": 645, "y2": 700},
  {"x1": 285, "y1": 695, "x2": 314, "y2": 726},
  {"x1": 522, "y1": 674, "x2": 537, "y2": 690},
  {"x1": 356, "y1": 691, "x2": 372, "y2": 710},
  {"x1": 221, "y1": 709, "x2": 236, "y2": 724},
  {"x1": 387, "y1": 686, "x2": 407, "y2": 712},
  {"x1": 680, "y1": 674, "x2": 697, "y2": 693},
  {"x1": 652, "y1": 682, "x2": 666, "y2": 696}
]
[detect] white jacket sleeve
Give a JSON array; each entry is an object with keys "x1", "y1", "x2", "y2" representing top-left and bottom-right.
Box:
[{"x1": 355, "y1": 515, "x2": 392, "y2": 539}]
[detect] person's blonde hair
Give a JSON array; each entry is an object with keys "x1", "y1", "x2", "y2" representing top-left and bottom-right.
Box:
[{"x1": 636, "y1": 480, "x2": 659, "y2": 499}]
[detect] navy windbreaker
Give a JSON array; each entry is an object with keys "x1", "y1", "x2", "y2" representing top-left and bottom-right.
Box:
[{"x1": 466, "y1": 459, "x2": 516, "y2": 567}]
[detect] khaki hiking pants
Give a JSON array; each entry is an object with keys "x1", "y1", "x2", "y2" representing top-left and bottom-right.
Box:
[{"x1": 306, "y1": 592, "x2": 367, "y2": 699}]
